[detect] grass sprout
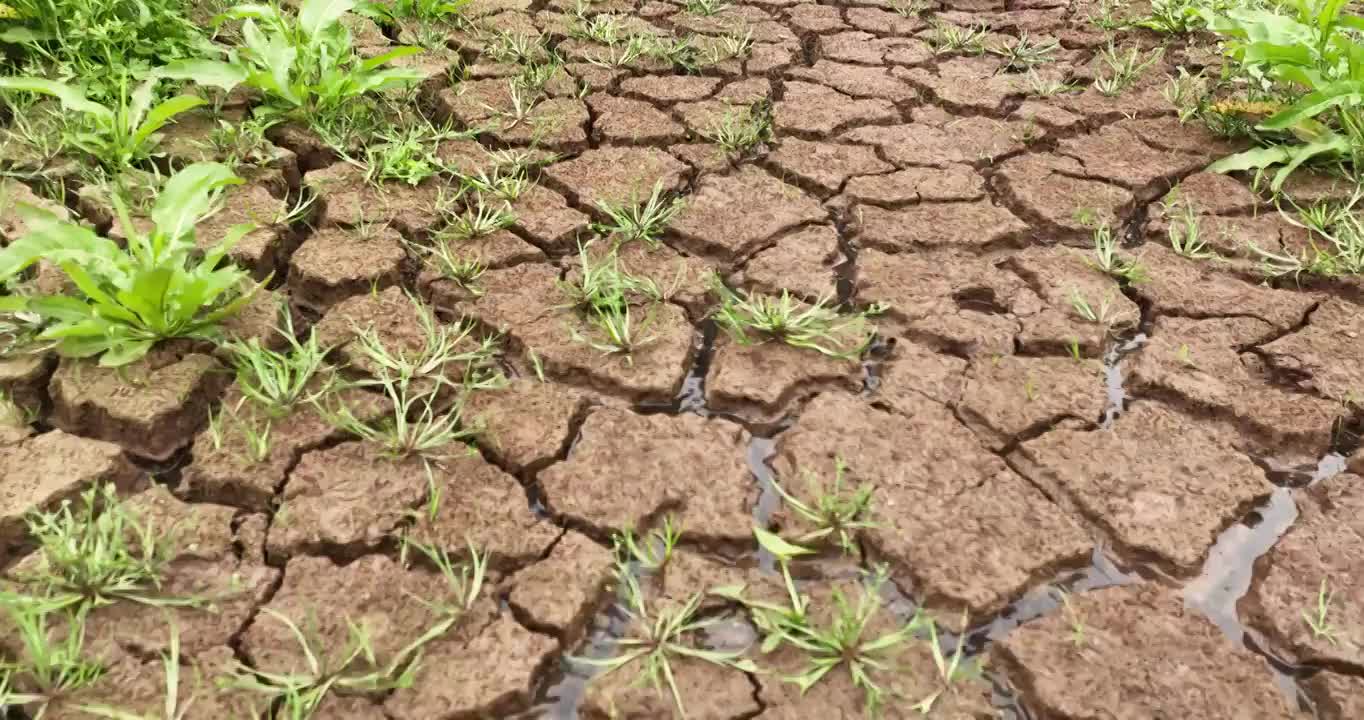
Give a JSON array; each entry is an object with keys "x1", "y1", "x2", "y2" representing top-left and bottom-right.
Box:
[
  {"x1": 929, "y1": 21, "x2": 987, "y2": 54},
  {"x1": 441, "y1": 195, "x2": 516, "y2": 240},
  {"x1": 1094, "y1": 44, "x2": 1163, "y2": 97},
  {"x1": 989, "y1": 32, "x2": 1058, "y2": 71},
  {"x1": 224, "y1": 313, "x2": 332, "y2": 416},
  {"x1": 614, "y1": 516, "x2": 682, "y2": 571},
  {"x1": 771, "y1": 457, "x2": 875, "y2": 555},
  {"x1": 1068, "y1": 287, "x2": 1118, "y2": 326},
  {"x1": 206, "y1": 399, "x2": 274, "y2": 463},
  {"x1": 72, "y1": 620, "x2": 203, "y2": 720},
  {"x1": 576, "y1": 570, "x2": 756, "y2": 717},
  {"x1": 914, "y1": 610, "x2": 978, "y2": 714},
  {"x1": 400, "y1": 540, "x2": 487, "y2": 617},
  {"x1": 350, "y1": 302, "x2": 498, "y2": 388},
  {"x1": 408, "y1": 237, "x2": 488, "y2": 296},
  {"x1": 685, "y1": 0, "x2": 729, "y2": 15},
  {"x1": 0, "y1": 605, "x2": 105, "y2": 716},
  {"x1": 592, "y1": 181, "x2": 684, "y2": 247},
  {"x1": 701, "y1": 100, "x2": 772, "y2": 154},
  {"x1": 1087, "y1": 224, "x2": 1147, "y2": 282},
  {"x1": 14, "y1": 483, "x2": 200, "y2": 612},
  {"x1": 710, "y1": 278, "x2": 876, "y2": 360},
  {"x1": 1165, "y1": 203, "x2": 1219, "y2": 260},
  {"x1": 1302, "y1": 578, "x2": 1340, "y2": 645}
]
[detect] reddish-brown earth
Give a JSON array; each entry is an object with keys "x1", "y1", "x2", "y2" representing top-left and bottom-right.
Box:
[{"x1": 2, "y1": 0, "x2": 1363, "y2": 717}]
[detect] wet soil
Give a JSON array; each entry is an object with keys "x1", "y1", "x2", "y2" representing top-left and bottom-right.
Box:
[{"x1": 4, "y1": 0, "x2": 1364, "y2": 716}]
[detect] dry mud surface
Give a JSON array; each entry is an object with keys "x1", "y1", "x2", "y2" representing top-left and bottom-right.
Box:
[{"x1": 3, "y1": 0, "x2": 1364, "y2": 717}]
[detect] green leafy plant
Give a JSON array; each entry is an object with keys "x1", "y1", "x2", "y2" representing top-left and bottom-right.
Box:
[
  {"x1": 684, "y1": 0, "x2": 728, "y2": 15},
  {"x1": 408, "y1": 237, "x2": 488, "y2": 295},
  {"x1": 559, "y1": 246, "x2": 668, "y2": 362},
  {"x1": 0, "y1": 162, "x2": 261, "y2": 366},
  {"x1": 0, "y1": 0, "x2": 206, "y2": 98},
  {"x1": 771, "y1": 457, "x2": 876, "y2": 556},
  {"x1": 929, "y1": 21, "x2": 987, "y2": 54},
  {"x1": 710, "y1": 277, "x2": 877, "y2": 360},
  {"x1": 0, "y1": 76, "x2": 205, "y2": 174},
  {"x1": 361, "y1": 0, "x2": 470, "y2": 23},
  {"x1": 158, "y1": 0, "x2": 423, "y2": 132},
  {"x1": 1203, "y1": 0, "x2": 1364, "y2": 190},
  {"x1": 10, "y1": 482, "x2": 198, "y2": 612},
  {"x1": 592, "y1": 181, "x2": 684, "y2": 247},
  {"x1": 440, "y1": 193, "x2": 516, "y2": 240},
  {"x1": 1248, "y1": 200, "x2": 1364, "y2": 277},
  {"x1": 362, "y1": 117, "x2": 465, "y2": 186}
]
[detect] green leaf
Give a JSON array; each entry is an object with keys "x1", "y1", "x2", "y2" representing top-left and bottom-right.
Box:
[
  {"x1": 1260, "y1": 82, "x2": 1364, "y2": 130},
  {"x1": 753, "y1": 527, "x2": 813, "y2": 561},
  {"x1": 150, "y1": 162, "x2": 242, "y2": 245},
  {"x1": 26, "y1": 296, "x2": 95, "y2": 323},
  {"x1": 359, "y1": 45, "x2": 423, "y2": 72},
  {"x1": 115, "y1": 267, "x2": 175, "y2": 330},
  {"x1": 0, "y1": 76, "x2": 111, "y2": 118},
  {"x1": 156, "y1": 60, "x2": 248, "y2": 92},
  {"x1": 1270, "y1": 136, "x2": 1352, "y2": 191},
  {"x1": 1207, "y1": 145, "x2": 1294, "y2": 174},
  {"x1": 97, "y1": 338, "x2": 156, "y2": 367},
  {"x1": 298, "y1": 0, "x2": 356, "y2": 37},
  {"x1": 0, "y1": 27, "x2": 49, "y2": 44},
  {"x1": 132, "y1": 95, "x2": 206, "y2": 150}
]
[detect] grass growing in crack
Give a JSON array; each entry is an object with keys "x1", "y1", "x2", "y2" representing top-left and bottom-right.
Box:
[
  {"x1": 408, "y1": 237, "x2": 489, "y2": 296},
  {"x1": 577, "y1": 566, "x2": 756, "y2": 717},
  {"x1": 929, "y1": 21, "x2": 987, "y2": 55},
  {"x1": 614, "y1": 516, "x2": 683, "y2": 571},
  {"x1": 558, "y1": 246, "x2": 672, "y2": 363},
  {"x1": 226, "y1": 606, "x2": 456, "y2": 716},
  {"x1": 1302, "y1": 578, "x2": 1340, "y2": 645},
  {"x1": 1165, "y1": 202, "x2": 1220, "y2": 260},
  {"x1": 771, "y1": 457, "x2": 876, "y2": 556},
  {"x1": 710, "y1": 276, "x2": 877, "y2": 360},
  {"x1": 592, "y1": 181, "x2": 684, "y2": 247},
  {"x1": 701, "y1": 100, "x2": 772, "y2": 155},
  {"x1": 889, "y1": 0, "x2": 929, "y2": 17},
  {"x1": 1021, "y1": 69, "x2": 1077, "y2": 97},
  {"x1": 715, "y1": 530, "x2": 922, "y2": 716},
  {"x1": 988, "y1": 32, "x2": 1058, "y2": 71},
  {"x1": 11, "y1": 483, "x2": 203, "y2": 612},
  {"x1": 485, "y1": 30, "x2": 550, "y2": 64},
  {"x1": 0, "y1": 605, "x2": 105, "y2": 717},
  {"x1": 400, "y1": 539, "x2": 487, "y2": 617},
  {"x1": 1088, "y1": 225, "x2": 1147, "y2": 283},
  {"x1": 224, "y1": 312, "x2": 332, "y2": 417},
  {"x1": 461, "y1": 165, "x2": 532, "y2": 202},
  {"x1": 1249, "y1": 199, "x2": 1364, "y2": 279},
  {"x1": 439, "y1": 194, "x2": 516, "y2": 240},
  {"x1": 685, "y1": 0, "x2": 728, "y2": 15},
  {"x1": 1093, "y1": 44, "x2": 1163, "y2": 97},
  {"x1": 1055, "y1": 589, "x2": 1087, "y2": 647},
  {"x1": 1068, "y1": 287, "x2": 1118, "y2": 326},
  {"x1": 914, "y1": 610, "x2": 978, "y2": 714},
  {"x1": 206, "y1": 400, "x2": 275, "y2": 463}
]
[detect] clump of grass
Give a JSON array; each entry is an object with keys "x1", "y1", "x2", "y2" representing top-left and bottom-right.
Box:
[
  {"x1": 461, "y1": 164, "x2": 532, "y2": 202},
  {"x1": 12, "y1": 482, "x2": 198, "y2": 612},
  {"x1": 989, "y1": 32, "x2": 1058, "y2": 71},
  {"x1": 771, "y1": 457, "x2": 876, "y2": 556},
  {"x1": 929, "y1": 21, "x2": 987, "y2": 54},
  {"x1": 206, "y1": 399, "x2": 275, "y2": 463},
  {"x1": 684, "y1": 0, "x2": 729, "y2": 15},
  {"x1": 714, "y1": 530, "x2": 923, "y2": 716},
  {"x1": 710, "y1": 276, "x2": 877, "y2": 360},
  {"x1": 613, "y1": 516, "x2": 682, "y2": 571},
  {"x1": 577, "y1": 560, "x2": 756, "y2": 716},
  {"x1": 701, "y1": 100, "x2": 772, "y2": 155},
  {"x1": 592, "y1": 181, "x2": 684, "y2": 248},
  {"x1": 362, "y1": 116, "x2": 467, "y2": 187},
  {"x1": 408, "y1": 236, "x2": 488, "y2": 296},
  {"x1": 1020, "y1": 69, "x2": 1077, "y2": 97},
  {"x1": 0, "y1": 605, "x2": 105, "y2": 717},
  {"x1": 1087, "y1": 224, "x2": 1148, "y2": 283},
  {"x1": 223, "y1": 312, "x2": 333, "y2": 417},
  {"x1": 439, "y1": 193, "x2": 516, "y2": 240},
  {"x1": 558, "y1": 245, "x2": 674, "y2": 362},
  {"x1": 1249, "y1": 196, "x2": 1364, "y2": 279},
  {"x1": 1163, "y1": 201, "x2": 1220, "y2": 260},
  {"x1": 1068, "y1": 287, "x2": 1119, "y2": 326},
  {"x1": 1093, "y1": 43, "x2": 1163, "y2": 97}
]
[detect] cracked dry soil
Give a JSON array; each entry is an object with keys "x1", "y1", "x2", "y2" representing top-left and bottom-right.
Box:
[{"x1": 3, "y1": 0, "x2": 1364, "y2": 717}]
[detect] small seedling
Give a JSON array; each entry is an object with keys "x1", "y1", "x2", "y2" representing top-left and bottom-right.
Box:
[
  {"x1": 1023, "y1": 376, "x2": 1039, "y2": 401},
  {"x1": 363, "y1": 118, "x2": 464, "y2": 186},
  {"x1": 701, "y1": 101, "x2": 772, "y2": 155},
  {"x1": 914, "y1": 610, "x2": 978, "y2": 714},
  {"x1": 1302, "y1": 578, "x2": 1340, "y2": 645},
  {"x1": 1166, "y1": 203, "x2": 1219, "y2": 260},
  {"x1": 929, "y1": 21, "x2": 987, "y2": 54},
  {"x1": 0, "y1": 605, "x2": 106, "y2": 717},
  {"x1": 1161, "y1": 68, "x2": 1208, "y2": 122},
  {"x1": 568, "y1": 302, "x2": 661, "y2": 363},
  {"x1": 350, "y1": 302, "x2": 498, "y2": 388},
  {"x1": 440, "y1": 195, "x2": 516, "y2": 240},
  {"x1": 1055, "y1": 589, "x2": 1086, "y2": 647},
  {"x1": 1087, "y1": 224, "x2": 1147, "y2": 283},
  {"x1": 224, "y1": 313, "x2": 332, "y2": 416},
  {"x1": 577, "y1": 570, "x2": 756, "y2": 717},
  {"x1": 989, "y1": 32, "x2": 1058, "y2": 71},
  {"x1": 461, "y1": 165, "x2": 532, "y2": 202},
  {"x1": 226, "y1": 607, "x2": 452, "y2": 714},
  {"x1": 684, "y1": 0, "x2": 728, "y2": 15},
  {"x1": 614, "y1": 516, "x2": 682, "y2": 571},
  {"x1": 15, "y1": 483, "x2": 200, "y2": 611},
  {"x1": 710, "y1": 277, "x2": 876, "y2": 360},
  {"x1": 400, "y1": 540, "x2": 487, "y2": 617},
  {"x1": 409, "y1": 237, "x2": 488, "y2": 295},
  {"x1": 1067, "y1": 338, "x2": 1083, "y2": 362},
  {"x1": 592, "y1": 181, "x2": 684, "y2": 247},
  {"x1": 889, "y1": 0, "x2": 929, "y2": 17},
  {"x1": 1093, "y1": 44, "x2": 1163, "y2": 97},
  {"x1": 206, "y1": 400, "x2": 275, "y2": 463},
  {"x1": 1021, "y1": 70, "x2": 1077, "y2": 97},
  {"x1": 1068, "y1": 287, "x2": 1117, "y2": 326},
  {"x1": 558, "y1": 245, "x2": 666, "y2": 313},
  {"x1": 770, "y1": 458, "x2": 875, "y2": 556}
]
